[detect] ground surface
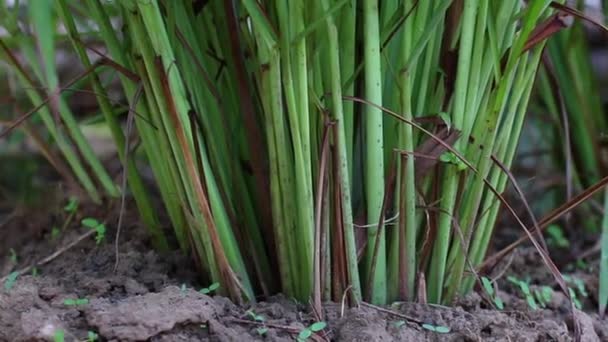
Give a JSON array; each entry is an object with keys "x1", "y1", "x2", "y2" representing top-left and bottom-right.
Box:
[{"x1": 0, "y1": 199, "x2": 606, "y2": 342}]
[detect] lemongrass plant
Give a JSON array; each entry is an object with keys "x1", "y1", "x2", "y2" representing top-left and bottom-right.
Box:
[
  {"x1": 0, "y1": 0, "x2": 567, "y2": 305},
  {"x1": 534, "y1": 2, "x2": 608, "y2": 315}
]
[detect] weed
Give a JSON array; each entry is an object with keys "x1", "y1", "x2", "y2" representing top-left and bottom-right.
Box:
[
  {"x1": 392, "y1": 320, "x2": 406, "y2": 328},
  {"x1": 81, "y1": 218, "x2": 106, "y2": 245},
  {"x1": 9, "y1": 248, "x2": 17, "y2": 263},
  {"x1": 533, "y1": 286, "x2": 553, "y2": 308},
  {"x1": 245, "y1": 310, "x2": 268, "y2": 336},
  {"x1": 3, "y1": 271, "x2": 19, "y2": 291},
  {"x1": 481, "y1": 277, "x2": 504, "y2": 309},
  {"x1": 199, "y1": 282, "x2": 220, "y2": 295},
  {"x1": 563, "y1": 275, "x2": 588, "y2": 309},
  {"x1": 546, "y1": 224, "x2": 569, "y2": 248},
  {"x1": 421, "y1": 323, "x2": 450, "y2": 334},
  {"x1": 53, "y1": 329, "x2": 64, "y2": 342},
  {"x1": 51, "y1": 226, "x2": 61, "y2": 240},
  {"x1": 256, "y1": 327, "x2": 268, "y2": 336},
  {"x1": 508, "y1": 276, "x2": 538, "y2": 310},
  {"x1": 569, "y1": 288, "x2": 583, "y2": 309},
  {"x1": 297, "y1": 321, "x2": 327, "y2": 341},
  {"x1": 246, "y1": 310, "x2": 265, "y2": 322},
  {"x1": 64, "y1": 197, "x2": 78, "y2": 213},
  {"x1": 87, "y1": 331, "x2": 98, "y2": 342}
]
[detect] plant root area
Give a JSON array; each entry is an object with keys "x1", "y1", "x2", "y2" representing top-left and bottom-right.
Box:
[{"x1": 0, "y1": 203, "x2": 606, "y2": 341}]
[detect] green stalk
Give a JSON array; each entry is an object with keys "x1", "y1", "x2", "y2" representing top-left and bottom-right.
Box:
[
  {"x1": 428, "y1": 0, "x2": 479, "y2": 304},
  {"x1": 321, "y1": 0, "x2": 362, "y2": 302},
  {"x1": 362, "y1": 0, "x2": 386, "y2": 304},
  {"x1": 86, "y1": 0, "x2": 189, "y2": 249},
  {"x1": 275, "y1": 0, "x2": 315, "y2": 299},
  {"x1": 338, "y1": 0, "x2": 357, "y2": 180},
  {"x1": 28, "y1": 2, "x2": 119, "y2": 198}
]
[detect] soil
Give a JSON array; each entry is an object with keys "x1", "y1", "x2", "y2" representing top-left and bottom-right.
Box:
[{"x1": 1, "y1": 199, "x2": 606, "y2": 342}]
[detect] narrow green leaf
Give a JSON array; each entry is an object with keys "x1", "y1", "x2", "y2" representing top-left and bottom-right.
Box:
[
  {"x1": 298, "y1": 328, "x2": 312, "y2": 340},
  {"x1": 310, "y1": 321, "x2": 327, "y2": 332},
  {"x1": 81, "y1": 218, "x2": 100, "y2": 229},
  {"x1": 4, "y1": 271, "x2": 19, "y2": 291}
]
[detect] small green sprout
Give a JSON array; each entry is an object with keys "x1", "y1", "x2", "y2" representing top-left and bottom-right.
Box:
[
  {"x1": 53, "y1": 329, "x2": 65, "y2": 342},
  {"x1": 576, "y1": 259, "x2": 588, "y2": 270},
  {"x1": 481, "y1": 277, "x2": 504, "y2": 309},
  {"x1": 81, "y1": 218, "x2": 106, "y2": 245},
  {"x1": 4, "y1": 271, "x2": 19, "y2": 291},
  {"x1": 63, "y1": 298, "x2": 89, "y2": 306},
  {"x1": 246, "y1": 310, "x2": 265, "y2": 322},
  {"x1": 546, "y1": 224, "x2": 569, "y2": 248},
  {"x1": 392, "y1": 320, "x2": 406, "y2": 328},
  {"x1": 297, "y1": 321, "x2": 327, "y2": 341},
  {"x1": 64, "y1": 197, "x2": 79, "y2": 213},
  {"x1": 563, "y1": 275, "x2": 588, "y2": 309},
  {"x1": 9, "y1": 248, "x2": 17, "y2": 263},
  {"x1": 199, "y1": 282, "x2": 220, "y2": 294},
  {"x1": 421, "y1": 323, "x2": 450, "y2": 334},
  {"x1": 533, "y1": 286, "x2": 553, "y2": 308},
  {"x1": 31, "y1": 267, "x2": 38, "y2": 277},
  {"x1": 508, "y1": 276, "x2": 538, "y2": 310},
  {"x1": 569, "y1": 288, "x2": 583, "y2": 309},
  {"x1": 256, "y1": 327, "x2": 268, "y2": 336},
  {"x1": 51, "y1": 226, "x2": 61, "y2": 240},
  {"x1": 87, "y1": 331, "x2": 99, "y2": 342},
  {"x1": 246, "y1": 310, "x2": 268, "y2": 336},
  {"x1": 572, "y1": 277, "x2": 588, "y2": 297}
]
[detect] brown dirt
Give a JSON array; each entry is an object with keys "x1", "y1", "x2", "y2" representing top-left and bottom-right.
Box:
[{"x1": 0, "y1": 202, "x2": 606, "y2": 341}]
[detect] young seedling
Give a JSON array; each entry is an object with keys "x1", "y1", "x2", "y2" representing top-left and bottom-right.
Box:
[
  {"x1": 481, "y1": 277, "x2": 504, "y2": 309},
  {"x1": 63, "y1": 298, "x2": 89, "y2": 306},
  {"x1": 546, "y1": 224, "x2": 569, "y2": 248},
  {"x1": 246, "y1": 310, "x2": 265, "y2": 322},
  {"x1": 421, "y1": 323, "x2": 450, "y2": 334},
  {"x1": 566, "y1": 259, "x2": 589, "y2": 272},
  {"x1": 51, "y1": 226, "x2": 61, "y2": 240},
  {"x1": 199, "y1": 282, "x2": 220, "y2": 295},
  {"x1": 533, "y1": 286, "x2": 553, "y2": 308},
  {"x1": 9, "y1": 248, "x2": 17, "y2": 263},
  {"x1": 392, "y1": 320, "x2": 406, "y2": 328},
  {"x1": 256, "y1": 327, "x2": 268, "y2": 336},
  {"x1": 51, "y1": 198, "x2": 80, "y2": 241},
  {"x1": 245, "y1": 310, "x2": 268, "y2": 336},
  {"x1": 53, "y1": 329, "x2": 65, "y2": 342},
  {"x1": 508, "y1": 276, "x2": 538, "y2": 310},
  {"x1": 4, "y1": 271, "x2": 19, "y2": 291},
  {"x1": 64, "y1": 197, "x2": 78, "y2": 213},
  {"x1": 87, "y1": 330, "x2": 99, "y2": 342},
  {"x1": 570, "y1": 276, "x2": 588, "y2": 298},
  {"x1": 562, "y1": 275, "x2": 588, "y2": 309},
  {"x1": 81, "y1": 218, "x2": 106, "y2": 245},
  {"x1": 297, "y1": 322, "x2": 327, "y2": 341}
]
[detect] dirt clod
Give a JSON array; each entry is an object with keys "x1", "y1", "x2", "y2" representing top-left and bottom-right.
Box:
[{"x1": 86, "y1": 286, "x2": 217, "y2": 340}]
